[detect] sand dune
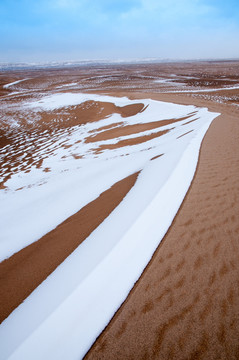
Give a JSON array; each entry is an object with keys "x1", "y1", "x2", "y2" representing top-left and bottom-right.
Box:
[
  {"x1": 85, "y1": 92, "x2": 239, "y2": 360},
  {"x1": 0, "y1": 61, "x2": 239, "y2": 359}
]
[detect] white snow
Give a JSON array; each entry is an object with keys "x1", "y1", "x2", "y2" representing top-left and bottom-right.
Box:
[
  {"x1": 0, "y1": 92, "x2": 220, "y2": 360},
  {"x1": 55, "y1": 83, "x2": 78, "y2": 88},
  {"x1": 163, "y1": 85, "x2": 239, "y2": 93},
  {"x1": 3, "y1": 78, "x2": 29, "y2": 89}
]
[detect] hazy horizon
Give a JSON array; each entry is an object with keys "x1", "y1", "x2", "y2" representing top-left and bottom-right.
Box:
[{"x1": 1, "y1": 0, "x2": 239, "y2": 63}]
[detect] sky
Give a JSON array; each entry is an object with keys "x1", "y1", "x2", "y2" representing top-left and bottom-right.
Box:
[{"x1": 0, "y1": 0, "x2": 239, "y2": 63}]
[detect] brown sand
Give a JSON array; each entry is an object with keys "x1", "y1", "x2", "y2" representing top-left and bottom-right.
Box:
[
  {"x1": 95, "y1": 128, "x2": 170, "y2": 153},
  {"x1": 85, "y1": 93, "x2": 239, "y2": 360},
  {"x1": 0, "y1": 172, "x2": 139, "y2": 323},
  {"x1": 88, "y1": 122, "x2": 124, "y2": 134},
  {"x1": 37, "y1": 101, "x2": 145, "y2": 130},
  {"x1": 86, "y1": 115, "x2": 192, "y2": 143}
]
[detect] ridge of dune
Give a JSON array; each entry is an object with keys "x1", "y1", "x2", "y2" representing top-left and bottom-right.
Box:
[
  {"x1": 85, "y1": 92, "x2": 239, "y2": 360},
  {"x1": 0, "y1": 95, "x2": 218, "y2": 359}
]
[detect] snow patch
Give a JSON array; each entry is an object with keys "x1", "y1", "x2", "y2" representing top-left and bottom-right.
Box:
[{"x1": 3, "y1": 78, "x2": 29, "y2": 89}]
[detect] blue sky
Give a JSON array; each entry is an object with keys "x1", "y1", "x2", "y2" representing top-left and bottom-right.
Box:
[{"x1": 0, "y1": 0, "x2": 239, "y2": 62}]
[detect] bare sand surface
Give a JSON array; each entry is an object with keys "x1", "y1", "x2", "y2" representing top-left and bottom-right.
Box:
[
  {"x1": 95, "y1": 128, "x2": 170, "y2": 153},
  {"x1": 1, "y1": 61, "x2": 239, "y2": 358},
  {"x1": 85, "y1": 115, "x2": 192, "y2": 143}
]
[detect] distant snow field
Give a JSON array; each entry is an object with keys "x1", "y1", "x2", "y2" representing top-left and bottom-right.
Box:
[{"x1": 0, "y1": 92, "x2": 219, "y2": 360}]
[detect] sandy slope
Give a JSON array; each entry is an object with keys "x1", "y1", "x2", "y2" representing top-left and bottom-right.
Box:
[{"x1": 85, "y1": 93, "x2": 239, "y2": 360}]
